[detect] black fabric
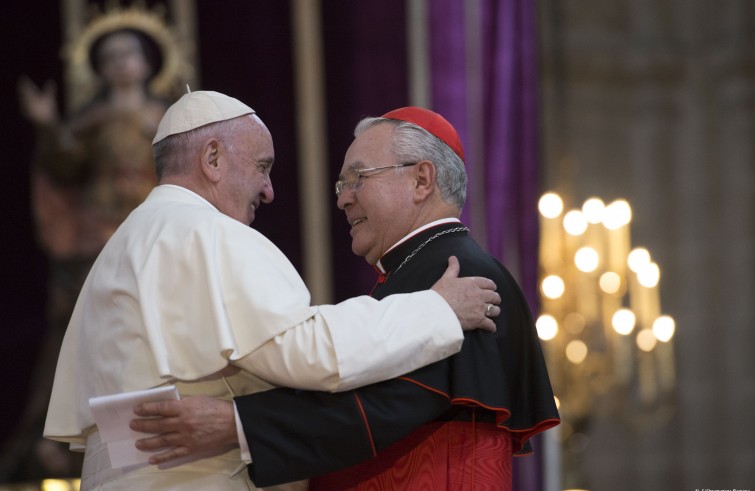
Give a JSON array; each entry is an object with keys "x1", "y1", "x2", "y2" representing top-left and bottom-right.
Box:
[
  {"x1": 237, "y1": 377, "x2": 450, "y2": 486},
  {"x1": 373, "y1": 224, "x2": 559, "y2": 448},
  {"x1": 238, "y1": 223, "x2": 559, "y2": 487}
]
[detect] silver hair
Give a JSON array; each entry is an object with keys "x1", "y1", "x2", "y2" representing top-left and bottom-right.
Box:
[
  {"x1": 152, "y1": 115, "x2": 257, "y2": 180},
  {"x1": 354, "y1": 117, "x2": 467, "y2": 209}
]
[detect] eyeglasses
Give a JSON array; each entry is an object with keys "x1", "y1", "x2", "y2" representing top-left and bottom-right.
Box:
[{"x1": 335, "y1": 162, "x2": 417, "y2": 196}]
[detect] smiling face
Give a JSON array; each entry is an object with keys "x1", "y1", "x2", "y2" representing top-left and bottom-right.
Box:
[
  {"x1": 219, "y1": 116, "x2": 275, "y2": 225},
  {"x1": 336, "y1": 123, "x2": 419, "y2": 264}
]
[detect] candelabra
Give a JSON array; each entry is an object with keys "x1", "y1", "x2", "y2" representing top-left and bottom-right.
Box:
[{"x1": 537, "y1": 193, "x2": 676, "y2": 488}]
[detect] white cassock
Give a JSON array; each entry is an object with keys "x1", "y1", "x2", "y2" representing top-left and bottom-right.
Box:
[{"x1": 44, "y1": 185, "x2": 464, "y2": 490}]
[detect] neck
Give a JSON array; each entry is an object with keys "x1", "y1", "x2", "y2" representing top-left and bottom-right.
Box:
[
  {"x1": 410, "y1": 201, "x2": 461, "y2": 230},
  {"x1": 371, "y1": 201, "x2": 460, "y2": 264},
  {"x1": 160, "y1": 174, "x2": 215, "y2": 206},
  {"x1": 107, "y1": 85, "x2": 148, "y2": 110},
  {"x1": 385, "y1": 221, "x2": 469, "y2": 275}
]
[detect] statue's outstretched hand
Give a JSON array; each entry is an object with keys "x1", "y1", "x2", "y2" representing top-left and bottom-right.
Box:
[{"x1": 18, "y1": 75, "x2": 59, "y2": 126}]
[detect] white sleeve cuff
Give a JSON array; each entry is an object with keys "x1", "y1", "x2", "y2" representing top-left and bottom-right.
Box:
[{"x1": 234, "y1": 401, "x2": 252, "y2": 464}]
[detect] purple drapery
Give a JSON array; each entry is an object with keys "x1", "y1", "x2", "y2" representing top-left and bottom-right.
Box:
[{"x1": 429, "y1": 1, "x2": 543, "y2": 490}]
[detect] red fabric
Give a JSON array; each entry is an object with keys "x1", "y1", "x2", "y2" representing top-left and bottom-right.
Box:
[
  {"x1": 370, "y1": 265, "x2": 388, "y2": 297},
  {"x1": 310, "y1": 422, "x2": 512, "y2": 491}
]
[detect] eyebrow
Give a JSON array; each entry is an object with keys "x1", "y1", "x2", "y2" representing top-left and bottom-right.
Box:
[{"x1": 338, "y1": 162, "x2": 363, "y2": 180}]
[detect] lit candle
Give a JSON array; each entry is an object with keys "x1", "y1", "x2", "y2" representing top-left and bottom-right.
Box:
[
  {"x1": 604, "y1": 200, "x2": 632, "y2": 277},
  {"x1": 629, "y1": 258, "x2": 661, "y2": 329},
  {"x1": 606, "y1": 224, "x2": 630, "y2": 278},
  {"x1": 653, "y1": 315, "x2": 677, "y2": 393},
  {"x1": 538, "y1": 193, "x2": 564, "y2": 275}
]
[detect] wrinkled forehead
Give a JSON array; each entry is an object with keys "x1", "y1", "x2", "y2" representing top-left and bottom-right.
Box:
[
  {"x1": 235, "y1": 115, "x2": 274, "y2": 157},
  {"x1": 240, "y1": 114, "x2": 270, "y2": 138}
]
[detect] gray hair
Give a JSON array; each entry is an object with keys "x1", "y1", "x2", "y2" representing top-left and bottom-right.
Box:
[
  {"x1": 152, "y1": 117, "x2": 250, "y2": 180},
  {"x1": 354, "y1": 117, "x2": 467, "y2": 209}
]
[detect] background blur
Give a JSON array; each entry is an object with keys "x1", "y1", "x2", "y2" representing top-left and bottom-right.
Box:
[{"x1": 0, "y1": 1, "x2": 753, "y2": 490}]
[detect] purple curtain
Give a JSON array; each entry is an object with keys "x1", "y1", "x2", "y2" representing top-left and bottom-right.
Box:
[
  {"x1": 322, "y1": 0, "x2": 411, "y2": 299},
  {"x1": 429, "y1": 0, "x2": 543, "y2": 490}
]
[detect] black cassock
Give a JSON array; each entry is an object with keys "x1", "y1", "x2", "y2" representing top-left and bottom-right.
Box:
[{"x1": 237, "y1": 222, "x2": 559, "y2": 488}]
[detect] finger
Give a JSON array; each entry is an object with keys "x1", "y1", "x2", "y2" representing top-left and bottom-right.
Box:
[
  {"x1": 485, "y1": 305, "x2": 501, "y2": 319},
  {"x1": 477, "y1": 317, "x2": 497, "y2": 333},
  {"x1": 473, "y1": 276, "x2": 497, "y2": 291},
  {"x1": 134, "y1": 434, "x2": 173, "y2": 451},
  {"x1": 441, "y1": 256, "x2": 460, "y2": 279},
  {"x1": 147, "y1": 446, "x2": 192, "y2": 466},
  {"x1": 134, "y1": 399, "x2": 181, "y2": 417},
  {"x1": 130, "y1": 417, "x2": 168, "y2": 434},
  {"x1": 484, "y1": 291, "x2": 501, "y2": 307},
  {"x1": 17, "y1": 75, "x2": 36, "y2": 90}
]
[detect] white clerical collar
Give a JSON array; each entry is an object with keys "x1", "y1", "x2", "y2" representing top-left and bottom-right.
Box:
[{"x1": 375, "y1": 218, "x2": 462, "y2": 274}]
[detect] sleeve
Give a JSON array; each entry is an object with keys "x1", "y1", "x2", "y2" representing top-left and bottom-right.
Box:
[
  {"x1": 134, "y1": 217, "x2": 464, "y2": 388},
  {"x1": 234, "y1": 373, "x2": 451, "y2": 487},
  {"x1": 232, "y1": 290, "x2": 464, "y2": 392}
]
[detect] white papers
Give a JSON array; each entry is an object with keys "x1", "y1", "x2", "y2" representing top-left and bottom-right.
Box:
[{"x1": 89, "y1": 385, "x2": 180, "y2": 468}]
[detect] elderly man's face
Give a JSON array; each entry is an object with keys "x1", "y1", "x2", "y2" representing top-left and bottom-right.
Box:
[
  {"x1": 337, "y1": 124, "x2": 418, "y2": 264},
  {"x1": 221, "y1": 117, "x2": 275, "y2": 225}
]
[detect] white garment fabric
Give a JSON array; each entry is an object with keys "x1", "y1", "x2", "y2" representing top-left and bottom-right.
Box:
[
  {"x1": 81, "y1": 373, "x2": 305, "y2": 490},
  {"x1": 44, "y1": 185, "x2": 463, "y2": 489}
]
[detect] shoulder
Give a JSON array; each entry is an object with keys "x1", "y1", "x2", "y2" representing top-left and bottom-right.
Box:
[
  {"x1": 431, "y1": 235, "x2": 503, "y2": 276},
  {"x1": 142, "y1": 98, "x2": 169, "y2": 131},
  {"x1": 433, "y1": 236, "x2": 527, "y2": 304},
  {"x1": 129, "y1": 196, "x2": 289, "y2": 275},
  {"x1": 132, "y1": 188, "x2": 241, "y2": 242}
]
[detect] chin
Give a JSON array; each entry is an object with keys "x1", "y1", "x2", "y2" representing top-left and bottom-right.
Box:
[{"x1": 351, "y1": 243, "x2": 371, "y2": 263}]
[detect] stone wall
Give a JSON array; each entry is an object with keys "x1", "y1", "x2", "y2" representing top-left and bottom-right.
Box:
[{"x1": 538, "y1": 0, "x2": 755, "y2": 488}]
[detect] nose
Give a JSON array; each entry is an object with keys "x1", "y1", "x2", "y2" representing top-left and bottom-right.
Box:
[
  {"x1": 261, "y1": 178, "x2": 274, "y2": 204},
  {"x1": 336, "y1": 186, "x2": 355, "y2": 210}
]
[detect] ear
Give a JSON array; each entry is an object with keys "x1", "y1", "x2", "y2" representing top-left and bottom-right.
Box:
[
  {"x1": 200, "y1": 139, "x2": 222, "y2": 182},
  {"x1": 413, "y1": 160, "x2": 436, "y2": 202}
]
